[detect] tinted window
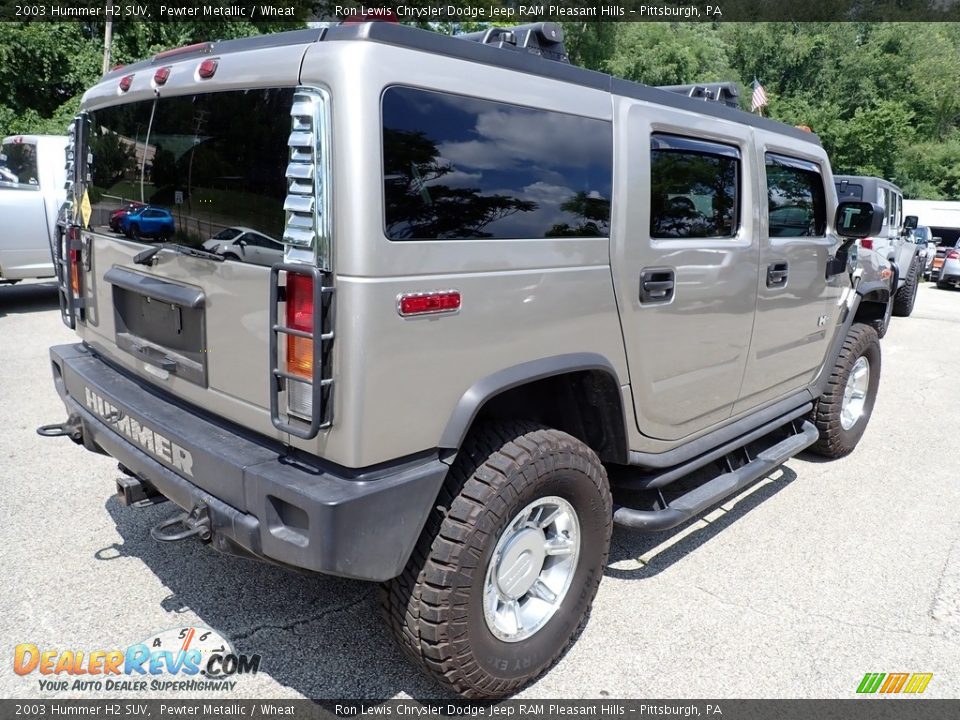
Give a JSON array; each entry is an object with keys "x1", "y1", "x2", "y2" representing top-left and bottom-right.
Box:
[
  {"x1": 0, "y1": 142, "x2": 38, "y2": 185},
  {"x1": 835, "y1": 182, "x2": 863, "y2": 201},
  {"x1": 86, "y1": 88, "x2": 293, "y2": 245},
  {"x1": 650, "y1": 135, "x2": 739, "y2": 239},
  {"x1": 382, "y1": 87, "x2": 612, "y2": 240},
  {"x1": 766, "y1": 155, "x2": 826, "y2": 237}
]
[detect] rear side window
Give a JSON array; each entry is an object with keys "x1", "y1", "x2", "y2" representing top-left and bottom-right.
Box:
[
  {"x1": 382, "y1": 86, "x2": 613, "y2": 240},
  {"x1": 649, "y1": 134, "x2": 740, "y2": 239},
  {"x1": 0, "y1": 141, "x2": 39, "y2": 186},
  {"x1": 765, "y1": 154, "x2": 826, "y2": 237}
]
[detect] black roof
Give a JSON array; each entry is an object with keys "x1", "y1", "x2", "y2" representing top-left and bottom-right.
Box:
[{"x1": 102, "y1": 23, "x2": 820, "y2": 146}]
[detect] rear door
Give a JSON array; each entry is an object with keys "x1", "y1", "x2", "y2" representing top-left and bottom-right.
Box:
[
  {"x1": 614, "y1": 101, "x2": 760, "y2": 442},
  {"x1": 736, "y1": 143, "x2": 841, "y2": 411},
  {"x1": 72, "y1": 79, "x2": 307, "y2": 441}
]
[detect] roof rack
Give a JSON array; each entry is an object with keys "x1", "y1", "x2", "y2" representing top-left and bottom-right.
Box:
[
  {"x1": 458, "y1": 22, "x2": 568, "y2": 64},
  {"x1": 658, "y1": 83, "x2": 741, "y2": 109}
]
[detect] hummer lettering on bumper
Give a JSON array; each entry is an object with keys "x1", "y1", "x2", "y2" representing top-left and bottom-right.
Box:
[{"x1": 83, "y1": 386, "x2": 194, "y2": 477}]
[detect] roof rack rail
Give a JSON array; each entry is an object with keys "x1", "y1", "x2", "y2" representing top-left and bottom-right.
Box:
[
  {"x1": 457, "y1": 22, "x2": 568, "y2": 64},
  {"x1": 658, "y1": 82, "x2": 741, "y2": 109}
]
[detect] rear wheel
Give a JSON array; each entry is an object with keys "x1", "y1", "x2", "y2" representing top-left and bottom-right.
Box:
[
  {"x1": 808, "y1": 323, "x2": 881, "y2": 458},
  {"x1": 892, "y1": 259, "x2": 919, "y2": 316},
  {"x1": 381, "y1": 422, "x2": 612, "y2": 699},
  {"x1": 129, "y1": 224, "x2": 141, "y2": 241}
]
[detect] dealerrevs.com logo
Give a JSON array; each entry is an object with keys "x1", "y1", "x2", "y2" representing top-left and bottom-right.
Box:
[{"x1": 14, "y1": 627, "x2": 260, "y2": 692}]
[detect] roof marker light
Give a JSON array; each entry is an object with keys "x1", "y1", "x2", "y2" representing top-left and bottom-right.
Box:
[
  {"x1": 153, "y1": 67, "x2": 171, "y2": 85},
  {"x1": 197, "y1": 59, "x2": 218, "y2": 79},
  {"x1": 119, "y1": 74, "x2": 134, "y2": 92}
]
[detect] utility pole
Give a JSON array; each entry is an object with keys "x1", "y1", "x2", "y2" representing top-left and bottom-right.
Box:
[{"x1": 102, "y1": 20, "x2": 113, "y2": 75}]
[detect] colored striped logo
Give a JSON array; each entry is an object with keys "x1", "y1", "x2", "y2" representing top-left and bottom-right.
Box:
[{"x1": 857, "y1": 672, "x2": 933, "y2": 694}]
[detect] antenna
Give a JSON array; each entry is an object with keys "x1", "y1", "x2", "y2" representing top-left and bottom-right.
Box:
[
  {"x1": 458, "y1": 22, "x2": 569, "y2": 64},
  {"x1": 658, "y1": 83, "x2": 741, "y2": 109}
]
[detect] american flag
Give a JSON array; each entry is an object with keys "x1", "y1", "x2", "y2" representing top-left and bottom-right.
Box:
[{"x1": 751, "y1": 79, "x2": 769, "y2": 114}]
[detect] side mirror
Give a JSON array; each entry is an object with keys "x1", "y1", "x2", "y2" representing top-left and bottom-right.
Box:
[
  {"x1": 934, "y1": 237, "x2": 943, "y2": 245},
  {"x1": 904, "y1": 215, "x2": 919, "y2": 230},
  {"x1": 236, "y1": 239, "x2": 247, "y2": 247},
  {"x1": 835, "y1": 201, "x2": 884, "y2": 239}
]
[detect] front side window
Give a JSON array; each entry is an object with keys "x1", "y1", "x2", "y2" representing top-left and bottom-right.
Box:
[
  {"x1": 85, "y1": 88, "x2": 294, "y2": 246},
  {"x1": 382, "y1": 86, "x2": 613, "y2": 240},
  {"x1": 765, "y1": 154, "x2": 826, "y2": 237},
  {"x1": 649, "y1": 134, "x2": 740, "y2": 239}
]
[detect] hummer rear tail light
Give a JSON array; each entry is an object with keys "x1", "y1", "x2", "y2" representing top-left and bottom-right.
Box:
[
  {"x1": 68, "y1": 227, "x2": 81, "y2": 296},
  {"x1": 285, "y1": 273, "x2": 314, "y2": 418}
]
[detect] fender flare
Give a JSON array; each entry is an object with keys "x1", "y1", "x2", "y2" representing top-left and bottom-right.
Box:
[{"x1": 438, "y1": 353, "x2": 624, "y2": 451}]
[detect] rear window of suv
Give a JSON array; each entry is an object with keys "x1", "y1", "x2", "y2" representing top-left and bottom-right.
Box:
[
  {"x1": 381, "y1": 86, "x2": 613, "y2": 240},
  {"x1": 85, "y1": 88, "x2": 294, "y2": 246}
]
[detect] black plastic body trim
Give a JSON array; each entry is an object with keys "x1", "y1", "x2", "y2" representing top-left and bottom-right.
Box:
[
  {"x1": 104, "y1": 266, "x2": 204, "y2": 308},
  {"x1": 628, "y1": 391, "x2": 811, "y2": 469},
  {"x1": 438, "y1": 353, "x2": 625, "y2": 450},
  {"x1": 48, "y1": 343, "x2": 447, "y2": 582}
]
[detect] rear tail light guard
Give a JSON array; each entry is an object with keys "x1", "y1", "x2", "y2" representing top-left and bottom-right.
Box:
[{"x1": 269, "y1": 86, "x2": 334, "y2": 439}]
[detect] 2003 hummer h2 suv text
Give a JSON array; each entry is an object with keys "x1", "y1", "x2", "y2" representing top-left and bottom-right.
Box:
[{"x1": 42, "y1": 22, "x2": 890, "y2": 698}]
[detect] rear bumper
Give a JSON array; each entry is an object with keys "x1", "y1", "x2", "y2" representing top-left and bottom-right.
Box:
[
  {"x1": 939, "y1": 259, "x2": 960, "y2": 282},
  {"x1": 48, "y1": 343, "x2": 448, "y2": 581}
]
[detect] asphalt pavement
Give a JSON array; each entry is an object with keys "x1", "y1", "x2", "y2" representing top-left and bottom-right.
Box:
[{"x1": 1, "y1": 279, "x2": 958, "y2": 700}]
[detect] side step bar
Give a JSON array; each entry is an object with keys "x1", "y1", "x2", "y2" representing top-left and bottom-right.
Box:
[
  {"x1": 616, "y1": 403, "x2": 812, "y2": 490},
  {"x1": 613, "y1": 420, "x2": 819, "y2": 532}
]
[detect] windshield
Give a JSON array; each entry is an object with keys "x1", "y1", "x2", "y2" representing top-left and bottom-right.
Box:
[
  {"x1": 0, "y1": 141, "x2": 39, "y2": 186},
  {"x1": 913, "y1": 227, "x2": 930, "y2": 241},
  {"x1": 83, "y1": 88, "x2": 294, "y2": 252}
]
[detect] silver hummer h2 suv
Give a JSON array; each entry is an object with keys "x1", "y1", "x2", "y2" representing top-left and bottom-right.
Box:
[{"x1": 42, "y1": 22, "x2": 890, "y2": 698}]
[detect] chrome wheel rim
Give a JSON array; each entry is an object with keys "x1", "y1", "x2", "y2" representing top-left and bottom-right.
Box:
[
  {"x1": 483, "y1": 496, "x2": 580, "y2": 643},
  {"x1": 841, "y1": 356, "x2": 870, "y2": 431}
]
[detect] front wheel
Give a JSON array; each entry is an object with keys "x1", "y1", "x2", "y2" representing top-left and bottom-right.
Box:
[
  {"x1": 808, "y1": 323, "x2": 881, "y2": 458},
  {"x1": 381, "y1": 422, "x2": 612, "y2": 699}
]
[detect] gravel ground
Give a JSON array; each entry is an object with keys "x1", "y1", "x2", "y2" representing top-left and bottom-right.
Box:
[{"x1": 1, "y1": 279, "x2": 958, "y2": 700}]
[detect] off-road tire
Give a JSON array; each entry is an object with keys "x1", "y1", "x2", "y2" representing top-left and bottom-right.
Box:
[
  {"x1": 872, "y1": 296, "x2": 893, "y2": 339},
  {"x1": 892, "y1": 259, "x2": 919, "y2": 316},
  {"x1": 808, "y1": 323, "x2": 881, "y2": 458},
  {"x1": 380, "y1": 421, "x2": 612, "y2": 699}
]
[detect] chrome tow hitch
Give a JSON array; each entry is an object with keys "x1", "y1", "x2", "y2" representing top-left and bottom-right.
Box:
[{"x1": 150, "y1": 503, "x2": 212, "y2": 543}]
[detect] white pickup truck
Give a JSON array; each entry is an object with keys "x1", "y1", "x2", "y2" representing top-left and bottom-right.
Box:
[{"x1": 0, "y1": 134, "x2": 67, "y2": 284}]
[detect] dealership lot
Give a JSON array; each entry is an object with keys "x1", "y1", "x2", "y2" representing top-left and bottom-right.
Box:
[{"x1": 2, "y1": 280, "x2": 958, "y2": 700}]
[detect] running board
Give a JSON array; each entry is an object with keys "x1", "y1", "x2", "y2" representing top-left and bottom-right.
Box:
[{"x1": 613, "y1": 420, "x2": 819, "y2": 532}]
